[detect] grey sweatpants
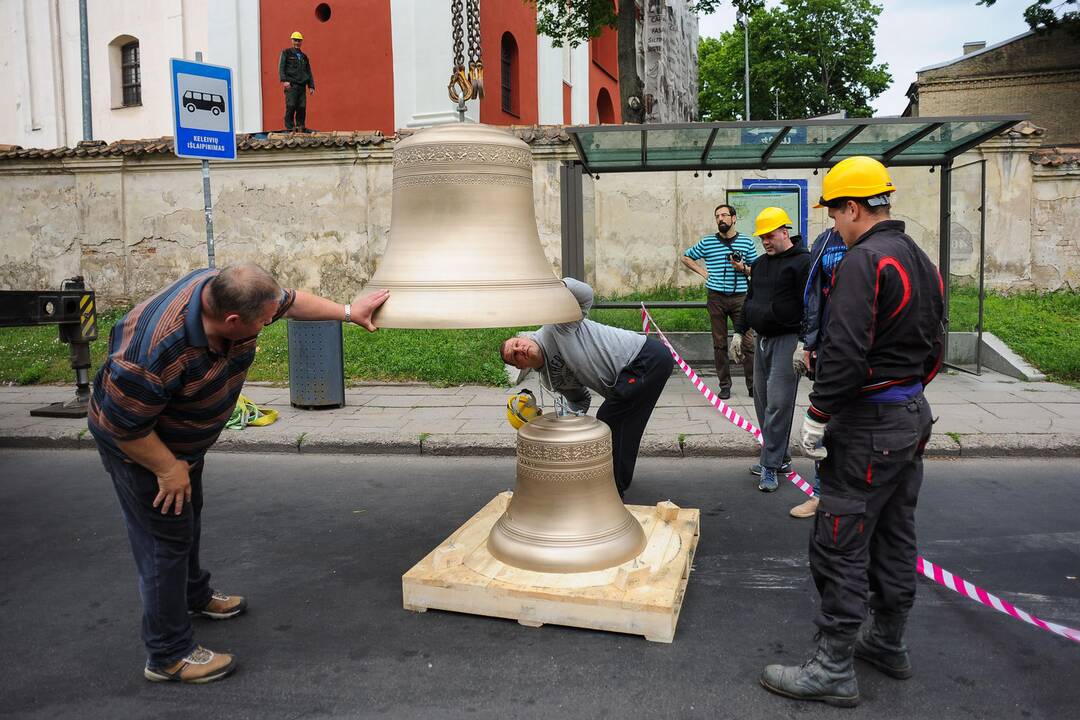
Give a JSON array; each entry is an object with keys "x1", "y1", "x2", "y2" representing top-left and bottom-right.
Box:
[{"x1": 752, "y1": 333, "x2": 800, "y2": 470}]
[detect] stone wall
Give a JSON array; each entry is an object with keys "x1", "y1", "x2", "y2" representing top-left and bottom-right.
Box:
[{"x1": 0, "y1": 129, "x2": 1077, "y2": 307}]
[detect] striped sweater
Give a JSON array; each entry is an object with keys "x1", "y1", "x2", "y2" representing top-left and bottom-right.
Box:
[
  {"x1": 683, "y1": 232, "x2": 758, "y2": 294},
  {"x1": 88, "y1": 269, "x2": 295, "y2": 461}
]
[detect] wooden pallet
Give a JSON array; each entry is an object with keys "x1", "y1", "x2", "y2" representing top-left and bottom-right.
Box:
[{"x1": 402, "y1": 492, "x2": 700, "y2": 643}]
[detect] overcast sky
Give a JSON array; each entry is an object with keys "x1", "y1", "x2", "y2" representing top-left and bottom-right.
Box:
[{"x1": 697, "y1": 0, "x2": 1032, "y2": 116}]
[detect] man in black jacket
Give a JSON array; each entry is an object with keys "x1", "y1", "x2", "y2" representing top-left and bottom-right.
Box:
[
  {"x1": 760, "y1": 157, "x2": 945, "y2": 707},
  {"x1": 279, "y1": 31, "x2": 315, "y2": 132},
  {"x1": 730, "y1": 207, "x2": 810, "y2": 493}
]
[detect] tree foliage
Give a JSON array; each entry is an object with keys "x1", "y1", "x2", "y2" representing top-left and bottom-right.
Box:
[
  {"x1": 977, "y1": 0, "x2": 1079, "y2": 34},
  {"x1": 528, "y1": 1, "x2": 764, "y2": 123},
  {"x1": 698, "y1": 0, "x2": 891, "y2": 122}
]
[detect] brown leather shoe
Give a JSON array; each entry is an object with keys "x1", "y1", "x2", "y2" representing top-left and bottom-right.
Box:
[
  {"x1": 144, "y1": 646, "x2": 237, "y2": 684},
  {"x1": 191, "y1": 590, "x2": 248, "y2": 620},
  {"x1": 790, "y1": 496, "x2": 820, "y2": 519}
]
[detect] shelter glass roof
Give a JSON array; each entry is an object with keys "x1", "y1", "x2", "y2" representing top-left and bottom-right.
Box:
[{"x1": 566, "y1": 116, "x2": 1026, "y2": 173}]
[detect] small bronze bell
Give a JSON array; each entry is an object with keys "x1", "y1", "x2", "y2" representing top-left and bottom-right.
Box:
[
  {"x1": 359, "y1": 123, "x2": 582, "y2": 329},
  {"x1": 488, "y1": 414, "x2": 647, "y2": 573}
]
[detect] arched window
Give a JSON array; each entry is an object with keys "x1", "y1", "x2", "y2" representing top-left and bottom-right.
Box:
[
  {"x1": 108, "y1": 35, "x2": 141, "y2": 108},
  {"x1": 596, "y1": 88, "x2": 615, "y2": 124},
  {"x1": 500, "y1": 32, "x2": 519, "y2": 116}
]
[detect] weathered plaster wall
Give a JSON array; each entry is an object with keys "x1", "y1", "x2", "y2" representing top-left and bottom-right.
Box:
[{"x1": 0, "y1": 135, "x2": 1076, "y2": 307}]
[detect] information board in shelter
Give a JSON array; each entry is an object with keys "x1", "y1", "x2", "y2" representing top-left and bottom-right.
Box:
[{"x1": 725, "y1": 189, "x2": 802, "y2": 256}]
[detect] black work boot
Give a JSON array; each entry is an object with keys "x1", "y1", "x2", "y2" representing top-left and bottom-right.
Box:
[
  {"x1": 760, "y1": 633, "x2": 859, "y2": 707},
  {"x1": 854, "y1": 612, "x2": 912, "y2": 679}
]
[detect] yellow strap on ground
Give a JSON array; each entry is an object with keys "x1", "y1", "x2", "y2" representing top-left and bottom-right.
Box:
[{"x1": 226, "y1": 394, "x2": 279, "y2": 430}]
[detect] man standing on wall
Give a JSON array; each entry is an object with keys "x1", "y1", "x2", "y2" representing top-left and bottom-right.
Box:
[
  {"x1": 760, "y1": 157, "x2": 945, "y2": 707},
  {"x1": 681, "y1": 204, "x2": 758, "y2": 400},
  {"x1": 89, "y1": 263, "x2": 388, "y2": 684},
  {"x1": 279, "y1": 31, "x2": 315, "y2": 132}
]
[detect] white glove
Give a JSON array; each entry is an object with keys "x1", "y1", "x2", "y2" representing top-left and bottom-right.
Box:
[
  {"x1": 799, "y1": 414, "x2": 828, "y2": 459},
  {"x1": 793, "y1": 342, "x2": 808, "y2": 376},
  {"x1": 729, "y1": 333, "x2": 744, "y2": 364}
]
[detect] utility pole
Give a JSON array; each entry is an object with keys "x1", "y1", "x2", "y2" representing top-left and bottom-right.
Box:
[
  {"x1": 774, "y1": 87, "x2": 779, "y2": 120},
  {"x1": 739, "y1": 12, "x2": 750, "y2": 121},
  {"x1": 78, "y1": 0, "x2": 92, "y2": 140}
]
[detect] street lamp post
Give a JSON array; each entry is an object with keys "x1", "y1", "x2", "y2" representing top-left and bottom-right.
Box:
[{"x1": 739, "y1": 12, "x2": 750, "y2": 121}]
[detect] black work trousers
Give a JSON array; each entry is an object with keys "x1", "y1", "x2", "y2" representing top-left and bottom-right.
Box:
[
  {"x1": 284, "y1": 84, "x2": 308, "y2": 130},
  {"x1": 98, "y1": 449, "x2": 213, "y2": 668},
  {"x1": 810, "y1": 394, "x2": 934, "y2": 639},
  {"x1": 597, "y1": 337, "x2": 674, "y2": 494},
  {"x1": 706, "y1": 290, "x2": 754, "y2": 393}
]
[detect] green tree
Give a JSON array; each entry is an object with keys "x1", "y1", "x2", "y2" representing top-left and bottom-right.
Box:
[
  {"x1": 528, "y1": 1, "x2": 764, "y2": 123},
  {"x1": 698, "y1": 0, "x2": 891, "y2": 121},
  {"x1": 977, "y1": 0, "x2": 1079, "y2": 34}
]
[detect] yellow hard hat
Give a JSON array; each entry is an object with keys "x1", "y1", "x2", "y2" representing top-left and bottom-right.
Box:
[
  {"x1": 753, "y1": 207, "x2": 793, "y2": 237},
  {"x1": 815, "y1": 155, "x2": 895, "y2": 208},
  {"x1": 506, "y1": 389, "x2": 542, "y2": 430},
  {"x1": 290, "y1": 31, "x2": 304, "y2": 40}
]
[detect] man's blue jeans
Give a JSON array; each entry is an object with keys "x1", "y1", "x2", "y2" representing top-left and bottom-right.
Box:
[
  {"x1": 98, "y1": 449, "x2": 212, "y2": 668},
  {"x1": 813, "y1": 460, "x2": 822, "y2": 497}
]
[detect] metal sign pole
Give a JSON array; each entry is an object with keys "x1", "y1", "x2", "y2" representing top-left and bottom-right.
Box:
[
  {"x1": 201, "y1": 158, "x2": 216, "y2": 268},
  {"x1": 193, "y1": 51, "x2": 216, "y2": 269}
]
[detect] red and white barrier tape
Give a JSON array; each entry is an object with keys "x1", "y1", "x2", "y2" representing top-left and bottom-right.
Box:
[{"x1": 641, "y1": 304, "x2": 1080, "y2": 645}]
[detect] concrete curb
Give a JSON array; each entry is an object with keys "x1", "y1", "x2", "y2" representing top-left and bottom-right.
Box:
[{"x1": 5, "y1": 430, "x2": 1080, "y2": 458}]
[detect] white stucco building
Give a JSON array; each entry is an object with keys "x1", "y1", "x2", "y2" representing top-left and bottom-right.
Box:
[{"x1": 1, "y1": 0, "x2": 262, "y2": 148}]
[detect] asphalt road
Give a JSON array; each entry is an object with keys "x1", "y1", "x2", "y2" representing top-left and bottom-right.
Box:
[{"x1": 0, "y1": 450, "x2": 1077, "y2": 719}]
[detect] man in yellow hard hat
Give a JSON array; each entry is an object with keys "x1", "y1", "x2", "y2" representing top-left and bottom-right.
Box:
[
  {"x1": 729, "y1": 207, "x2": 810, "y2": 494},
  {"x1": 760, "y1": 156, "x2": 945, "y2": 707},
  {"x1": 279, "y1": 31, "x2": 315, "y2": 132}
]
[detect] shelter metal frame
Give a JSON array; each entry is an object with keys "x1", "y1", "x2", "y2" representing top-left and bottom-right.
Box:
[{"x1": 559, "y1": 115, "x2": 1027, "y2": 373}]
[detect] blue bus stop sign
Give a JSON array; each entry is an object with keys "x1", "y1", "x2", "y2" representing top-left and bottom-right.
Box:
[{"x1": 170, "y1": 58, "x2": 236, "y2": 161}]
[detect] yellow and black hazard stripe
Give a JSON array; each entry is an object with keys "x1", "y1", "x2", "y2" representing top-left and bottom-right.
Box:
[{"x1": 79, "y1": 293, "x2": 98, "y2": 341}]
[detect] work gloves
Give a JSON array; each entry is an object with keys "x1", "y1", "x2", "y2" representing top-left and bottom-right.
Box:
[
  {"x1": 793, "y1": 342, "x2": 808, "y2": 376},
  {"x1": 729, "y1": 333, "x2": 745, "y2": 364},
  {"x1": 799, "y1": 414, "x2": 828, "y2": 459}
]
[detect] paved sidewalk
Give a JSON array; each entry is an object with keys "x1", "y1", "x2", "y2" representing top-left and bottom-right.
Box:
[{"x1": 2, "y1": 368, "x2": 1079, "y2": 458}]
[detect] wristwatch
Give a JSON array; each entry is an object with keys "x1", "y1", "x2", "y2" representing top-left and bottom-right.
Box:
[{"x1": 343, "y1": 303, "x2": 351, "y2": 324}]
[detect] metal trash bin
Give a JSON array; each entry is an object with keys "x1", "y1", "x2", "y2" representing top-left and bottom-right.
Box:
[{"x1": 287, "y1": 319, "x2": 345, "y2": 409}]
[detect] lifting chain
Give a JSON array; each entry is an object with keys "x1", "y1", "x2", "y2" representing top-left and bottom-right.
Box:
[
  {"x1": 448, "y1": 0, "x2": 483, "y2": 113},
  {"x1": 466, "y1": 0, "x2": 484, "y2": 99}
]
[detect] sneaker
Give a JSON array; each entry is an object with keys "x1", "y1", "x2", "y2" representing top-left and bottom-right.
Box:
[
  {"x1": 750, "y1": 461, "x2": 791, "y2": 476},
  {"x1": 790, "y1": 495, "x2": 820, "y2": 518},
  {"x1": 144, "y1": 646, "x2": 236, "y2": 684},
  {"x1": 758, "y1": 468, "x2": 779, "y2": 492},
  {"x1": 719, "y1": 387, "x2": 732, "y2": 400},
  {"x1": 190, "y1": 590, "x2": 247, "y2": 620}
]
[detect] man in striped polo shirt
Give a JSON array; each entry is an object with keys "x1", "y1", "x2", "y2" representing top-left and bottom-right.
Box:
[
  {"x1": 89, "y1": 262, "x2": 388, "y2": 684},
  {"x1": 681, "y1": 204, "x2": 758, "y2": 399}
]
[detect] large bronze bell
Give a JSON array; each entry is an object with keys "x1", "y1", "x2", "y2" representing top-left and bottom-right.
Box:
[
  {"x1": 488, "y1": 414, "x2": 647, "y2": 573},
  {"x1": 359, "y1": 123, "x2": 582, "y2": 329}
]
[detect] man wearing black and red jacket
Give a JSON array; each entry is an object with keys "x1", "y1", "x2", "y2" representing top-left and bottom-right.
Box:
[{"x1": 760, "y1": 157, "x2": 946, "y2": 708}]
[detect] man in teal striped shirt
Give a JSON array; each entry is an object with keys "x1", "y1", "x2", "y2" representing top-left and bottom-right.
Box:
[{"x1": 682, "y1": 204, "x2": 758, "y2": 399}]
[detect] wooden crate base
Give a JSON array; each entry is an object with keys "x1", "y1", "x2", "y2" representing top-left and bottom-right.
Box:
[{"x1": 402, "y1": 492, "x2": 700, "y2": 643}]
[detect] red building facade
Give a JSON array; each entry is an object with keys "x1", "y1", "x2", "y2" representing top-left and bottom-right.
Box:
[
  {"x1": 259, "y1": 0, "x2": 395, "y2": 134},
  {"x1": 258, "y1": 1, "x2": 619, "y2": 134}
]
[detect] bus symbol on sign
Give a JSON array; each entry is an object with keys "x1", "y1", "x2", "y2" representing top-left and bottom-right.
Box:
[{"x1": 183, "y1": 90, "x2": 225, "y2": 116}]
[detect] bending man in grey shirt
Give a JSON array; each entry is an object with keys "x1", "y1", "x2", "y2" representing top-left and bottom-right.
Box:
[{"x1": 501, "y1": 278, "x2": 674, "y2": 495}]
